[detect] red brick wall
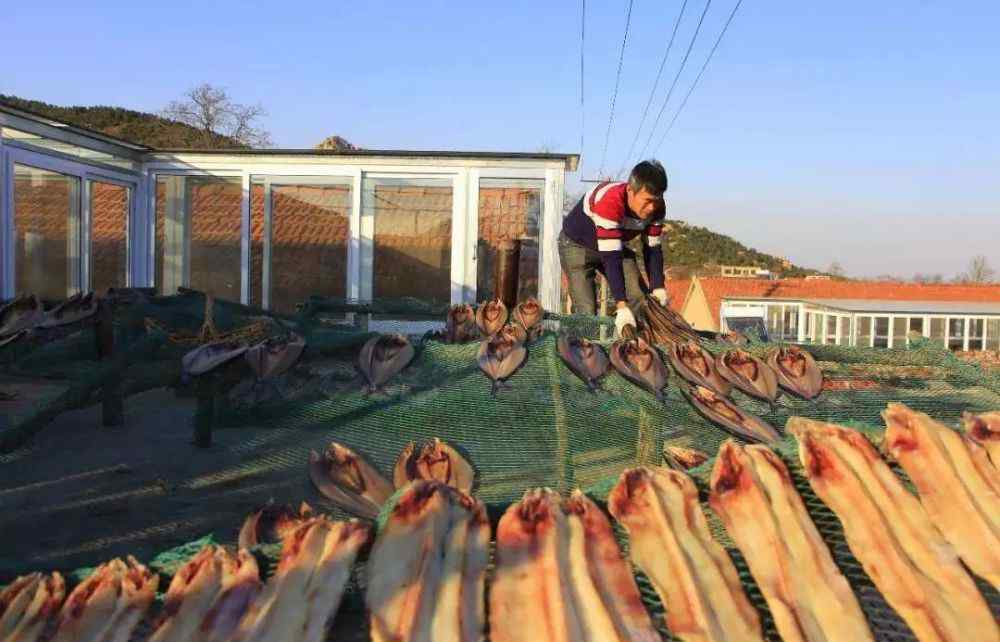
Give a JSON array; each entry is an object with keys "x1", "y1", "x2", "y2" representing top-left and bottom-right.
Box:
[
  {"x1": 13, "y1": 174, "x2": 72, "y2": 299},
  {"x1": 91, "y1": 181, "x2": 128, "y2": 291},
  {"x1": 476, "y1": 187, "x2": 540, "y2": 301}
]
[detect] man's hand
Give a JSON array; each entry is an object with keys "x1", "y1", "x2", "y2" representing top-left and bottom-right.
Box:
[
  {"x1": 614, "y1": 305, "x2": 636, "y2": 337},
  {"x1": 651, "y1": 288, "x2": 670, "y2": 307}
]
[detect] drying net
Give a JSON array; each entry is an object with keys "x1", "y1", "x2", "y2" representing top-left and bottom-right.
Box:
[{"x1": 3, "y1": 294, "x2": 999, "y2": 641}]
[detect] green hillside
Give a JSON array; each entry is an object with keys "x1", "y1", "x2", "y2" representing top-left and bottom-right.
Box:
[
  {"x1": 0, "y1": 95, "x2": 243, "y2": 149},
  {"x1": 662, "y1": 219, "x2": 820, "y2": 277}
]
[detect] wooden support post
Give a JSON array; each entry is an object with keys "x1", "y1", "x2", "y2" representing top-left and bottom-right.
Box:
[
  {"x1": 494, "y1": 239, "x2": 521, "y2": 310},
  {"x1": 193, "y1": 375, "x2": 216, "y2": 448},
  {"x1": 95, "y1": 300, "x2": 124, "y2": 427}
]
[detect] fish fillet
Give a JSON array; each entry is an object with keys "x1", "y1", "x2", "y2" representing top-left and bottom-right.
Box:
[
  {"x1": 789, "y1": 417, "x2": 999, "y2": 642},
  {"x1": 490, "y1": 488, "x2": 586, "y2": 642},
  {"x1": 147, "y1": 546, "x2": 225, "y2": 642},
  {"x1": 103, "y1": 557, "x2": 158, "y2": 642},
  {"x1": 199, "y1": 550, "x2": 262, "y2": 642},
  {"x1": 301, "y1": 520, "x2": 371, "y2": 642},
  {"x1": 962, "y1": 411, "x2": 1000, "y2": 470},
  {"x1": 608, "y1": 468, "x2": 762, "y2": 642},
  {"x1": 0, "y1": 572, "x2": 64, "y2": 642},
  {"x1": 883, "y1": 403, "x2": 1000, "y2": 588},
  {"x1": 563, "y1": 490, "x2": 660, "y2": 642},
  {"x1": 50, "y1": 560, "x2": 128, "y2": 642},
  {"x1": 708, "y1": 440, "x2": 873, "y2": 642}
]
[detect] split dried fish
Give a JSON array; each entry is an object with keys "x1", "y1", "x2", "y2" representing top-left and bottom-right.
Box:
[
  {"x1": 768, "y1": 346, "x2": 823, "y2": 400},
  {"x1": 663, "y1": 445, "x2": 709, "y2": 471},
  {"x1": 181, "y1": 341, "x2": 249, "y2": 377},
  {"x1": 491, "y1": 488, "x2": 584, "y2": 642},
  {"x1": 557, "y1": 334, "x2": 609, "y2": 392},
  {"x1": 367, "y1": 481, "x2": 488, "y2": 642},
  {"x1": 513, "y1": 297, "x2": 544, "y2": 339},
  {"x1": 709, "y1": 440, "x2": 873, "y2": 642},
  {"x1": 0, "y1": 571, "x2": 65, "y2": 642},
  {"x1": 715, "y1": 349, "x2": 779, "y2": 403},
  {"x1": 477, "y1": 328, "x2": 527, "y2": 396},
  {"x1": 608, "y1": 467, "x2": 763, "y2": 642},
  {"x1": 681, "y1": 384, "x2": 781, "y2": 443},
  {"x1": 668, "y1": 341, "x2": 732, "y2": 396},
  {"x1": 238, "y1": 502, "x2": 314, "y2": 549},
  {"x1": 358, "y1": 333, "x2": 415, "y2": 392},
  {"x1": 38, "y1": 292, "x2": 98, "y2": 328},
  {"x1": 609, "y1": 336, "x2": 669, "y2": 401},
  {"x1": 562, "y1": 490, "x2": 660, "y2": 642},
  {"x1": 790, "y1": 417, "x2": 999, "y2": 642},
  {"x1": 199, "y1": 550, "x2": 262, "y2": 642},
  {"x1": 961, "y1": 411, "x2": 1000, "y2": 468},
  {"x1": 245, "y1": 333, "x2": 305, "y2": 381},
  {"x1": 52, "y1": 556, "x2": 156, "y2": 642},
  {"x1": 309, "y1": 441, "x2": 394, "y2": 520},
  {"x1": 716, "y1": 330, "x2": 748, "y2": 346},
  {"x1": 638, "y1": 297, "x2": 701, "y2": 346},
  {"x1": 147, "y1": 547, "x2": 227, "y2": 642},
  {"x1": 0, "y1": 294, "x2": 44, "y2": 338},
  {"x1": 475, "y1": 298, "x2": 508, "y2": 337},
  {"x1": 393, "y1": 437, "x2": 475, "y2": 493},
  {"x1": 445, "y1": 304, "x2": 477, "y2": 343},
  {"x1": 882, "y1": 403, "x2": 1000, "y2": 588}
]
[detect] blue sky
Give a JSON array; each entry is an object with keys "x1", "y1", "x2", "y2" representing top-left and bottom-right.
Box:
[{"x1": 6, "y1": 1, "x2": 999, "y2": 279}]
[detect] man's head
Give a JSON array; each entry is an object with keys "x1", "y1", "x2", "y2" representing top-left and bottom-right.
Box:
[{"x1": 626, "y1": 160, "x2": 667, "y2": 219}]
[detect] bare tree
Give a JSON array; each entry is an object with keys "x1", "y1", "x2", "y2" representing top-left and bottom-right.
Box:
[
  {"x1": 913, "y1": 272, "x2": 944, "y2": 284},
  {"x1": 827, "y1": 261, "x2": 846, "y2": 277},
  {"x1": 162, "y1": 84, "x2": 272, "y2": 148},
  {"x1": 959, "y1": 255, "x2": 996, "y2": 283}
]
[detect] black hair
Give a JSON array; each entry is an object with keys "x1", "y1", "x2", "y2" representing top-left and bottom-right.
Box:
[{"x1": 628, "y1": 160, "x2": 668, "y2": 195}]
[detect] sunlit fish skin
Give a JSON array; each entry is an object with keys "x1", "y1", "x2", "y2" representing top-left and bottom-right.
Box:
[
  {"x1": 0, "y1": 571, "x2": 66, "y2": 642},
  {"x1": 475, "y1": 298, "x2": 508, "y2": 338},
  {"x1": 609, "y1": 336, "x2": 669, "y2": 401},
  {"x1": 715, "y1": 349, "x2": 779, "y2": 403},
  {"x1": 668, "y1": 341, "x2": 732, "y2": 396},
  {"x1": 962, "y1": 410, "x2": 1000, "y2": 469},
  {"x1": 394, "y1": 438, "x2": 476, "y2": 494},
  {"x1": 681, "y1": 384, "x2": 781, "y2": 443},
  {"x1": 358, "y1": 333, "x2": 415, "y2": 392},
  {"x1": 237, "y1": 502, "x2": 314, "y2": 549},
  {"x1": 767, "y1": 345, "x2": 823, "y2": 400},
  {"x1": 309, "y1": 441, "x2": 394, "y2": 520},
  {"x1": 244, "y1": 332, "x2": 305, "y2": 381},
  {"x1": 513, "y1": 297, "x2": 544, "y2": 339},
  {"x1": 444, "y1": 304, "x2": 477, "y2": 343},
  {"x1": 557, "y1": 334, "x2": 610, "y2": 392},
  {"x1": 477, "y1": 326, "x2": 527, "y2": 397},
  {"x1": 662, "y1": 445, "x2": 709, "y2": 471}
]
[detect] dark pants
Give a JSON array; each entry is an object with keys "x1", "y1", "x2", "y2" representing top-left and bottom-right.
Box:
[{"x1": 558, "y1": 231, "x2": 646, "y2": 316}]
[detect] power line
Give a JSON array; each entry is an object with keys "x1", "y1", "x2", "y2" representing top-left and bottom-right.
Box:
[
  {"x1": 653, "y1": 0, "x2": 742, "y2": 154},
  {"x1": 616, "y1": 0, "x2": 691, "y2": 180},
  {"x1": 580, "y1": 0, "x2": 586, "y2": 172},
  {"x1": 636, "y1": 0, "x2": 713, "y2": 161},
  {"x1": 597, "y1": 0, "x2": 635, "y2": 179}
]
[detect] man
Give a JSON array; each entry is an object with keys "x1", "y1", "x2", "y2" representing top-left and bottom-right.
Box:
[{"x1": 558, "y1": 160, "x2": 670, "y2": 335}]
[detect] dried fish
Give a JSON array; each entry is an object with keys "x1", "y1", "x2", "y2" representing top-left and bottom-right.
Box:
[
  {"x1": 181, "y1": 341, "x2": 249, "y2": 377},
  {"x1": 609, "y1": 336, "x2": 669, "y2": 401},
  {"x1": 562, "y1": 490, "x2": 661, "y2": 642},
  {"x1": 199, "y1": 550, "x2": 262, "y2": 642},
  {"x1": 608, "y1": 467, "x2": 763, "y2": 642},
  {"x1": 105, "y1": 557, "x2": 158, "y2": 642},
  {"x1": 514, "y1": 297, "x2": 544, "y2": 339},
  {"x1": 0, "y1": 571, "x2": 64, "y2": 642},
  {"x1": 475, "y1": 298, "x2": 508, "y2": 337},
  {"x1": 557, "y1": 334, "x2": 609, "y2": 392},
  {"x1": 638, "y1": 297, "x2": 701, "y2": 346},
  {"x1": 767, "y1": 345, "x2": 823, "y2": 400},
  {"x1": 477, "y1": 328, "x2": 527, "y2": 396},
  {"x1": 300, "y1": 520, "x2": 371, "y2": 642},
  {"x1": 882, "y1": 403, "x2": 1000, "y2": 587},
  {"x1": 668, "y1": 341, "x2": 732, "y2": 396},
  {"x1": 245, "y1": 333, "x2": 305, "y2": 381},
  {"x1": 0, "y1": 294, "x2": 44, "y2": 338},
  {"x1": 53, "y1": 557, "x2": 156, "y2": 642},
  {"x1": 663, "y1": 445, "x2": 709, "y2": 471},
  {"x1": 38, "y1": 292, "x2": 98, "y2": 328},
  {"x1": 393, "y1": 437, "x2": 475, "y2": 493},
  {"x1": 358, "y1": 333, "x2": 415, "y2": 392},
  {"x1": 709, "y1": 441, "x2": 873, "y2": 642},
  {"x1": 716, "y1": 330, "x2": 748, "y2": 346},
  {"x1": 309, "y1": 441, "x2": 394, "y2": 520},
  {"x1": 716, "y1": 349, "x2": 779, "y2": 403},
  {"x1": 491, "y1": 488, "x2": 585, "y2": 642},
  {"x1": 445, "y1": 304, "x2": 477, "y2": 343},
  {"x1": 147, "y1": 547, "x2": 227, "y2": 642},
  {"x1": 681, "y1": 385, "x2": 781, "y2": 443},
  {"x1": 790, "y1": 417, "x2": 999, "y2": 642},
  {"x1": 368, "y1": 481, "x2": 488, "y2": 642},
  {"x1": 237, "y1": 502, "x2": 314, "y2": 549},
  {"x1": 961, "y1": 411, "x2": 1000, "y2": 468}
]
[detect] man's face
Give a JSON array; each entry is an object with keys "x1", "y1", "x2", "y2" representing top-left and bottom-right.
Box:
[{"x1": 626, "y1": 186, "x2": 664, "y2": 219}]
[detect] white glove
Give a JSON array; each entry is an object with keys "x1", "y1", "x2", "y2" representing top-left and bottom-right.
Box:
[
  {"x1": 615, "y1": 306, "x2": 637, "y2": 337},
  {"x1": 651, "y1": 288, "x2": 670, "y2": 307}
]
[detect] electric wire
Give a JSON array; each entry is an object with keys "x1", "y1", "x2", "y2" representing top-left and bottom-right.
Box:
[{"x1": 597, "y1": 0, "x2": 635, "y2": 179}]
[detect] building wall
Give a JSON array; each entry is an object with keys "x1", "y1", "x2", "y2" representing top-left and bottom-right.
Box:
[{"x1": 681, "y1": 280, "x2": 719, "y2": 331}]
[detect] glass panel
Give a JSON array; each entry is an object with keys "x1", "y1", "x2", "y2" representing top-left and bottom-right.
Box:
[
  {"x1": 90, "y1": 181, "x2": 129, "y2": 291},
  {"x1": 803, "y1": 312, "x2": 812, "y2": 340},
  {"x1": 365, "y1": 177, "x2": 452, "y2": 304},
  {"x1": 812, "y1": 314, "x2": 824, "y2": 343},
  {"x1": 270, "y1": 182, "x2": 352, "y2": 314},
  {"x1": 909, "y1": 317, "x2": 924, "y2": 335},
  {"x1": 987, "y1": 319, "x2": 1000, "y2": 351},
  {"x1": 477, "y1": 179, "x2": 542, "y2": 301},
  {"x1": 857, "y1": 316, "x2": 872, "y2": 347},
  {"x1": 250, "y1": 182, "x2": 265, "y2": 308},
  {"x1": 767, "y1": 306, "x2": 782, "y2": 339},
  {"x1": 968, "y1": 318, "x2": 985, "y2": 351},
  {"x1": 839, "y1": 317, "x2": 851, "y2": 345},
  {"x1": 930, "y1": 318, "x2": 946, "y2": 346},
  {"x1": 948, "y1": 318, "x2": 965, "y2": 351},
  {"x1": 782, "y1": 306, "x2": 798, "y2": 340},
  {"x1": 825, "y1": 315, "x2": 837, "y2": 344},
  {"x1": 873, "y1": 316, "x2": 889, "y2": 348},
  {"x1": 892, "y1": 317, "x2": 908, "y2": 348},
  {"x1": 2, "y1": 127, "x2": 137, "y2": 170},
  {"x1": 13, "y1": 164, "x2": 80, "y2": 299}
]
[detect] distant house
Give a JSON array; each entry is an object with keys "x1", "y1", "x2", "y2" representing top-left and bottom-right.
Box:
[
  {"x1": 0, "y1": 103, "x2": 577, "y2": 312},
  {"x1": 671, "y1": 276, "x2": 1000, "y2": 351}
]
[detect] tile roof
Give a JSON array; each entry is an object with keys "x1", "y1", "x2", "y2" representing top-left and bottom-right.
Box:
[{"x1": 698, "y1": 277, "x2": 1000, "y2": 325}]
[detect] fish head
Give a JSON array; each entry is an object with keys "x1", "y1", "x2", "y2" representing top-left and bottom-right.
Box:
[
  {"x1": 499, "y1": 322, "x2": 527, "y2": 344},
  {"x1": 487, "y1": 334, "x2": 516, "y2": 361},
  {"x1": 679, "y1": 342, "x2": 709, "y2": 375},
  {"x1": 449, "y1": 304, "x2": 474, "y2": 325},
  {"x1": 777, "y1": 346, "x2": 808, "y2": 377},
  {"x1": 483, "y1": 300, "x2": 505, "y2": 323},
  {"x1": 623, "y1": 341, "x2": 653, "y2": 373},
  {"x1": 324, "y1": 443, "x2": 368, "y2": 493},
  {"x1": 572, "y1": 337, "x2": 594, "y2": 359},
  {"x1": 725, "y1": 350, "x2": 759, "y2": 379},
  {"x1": 515, "y1": 297, "x2": 543, "y2": 328},
  {"x1": 416, "y1": 439, "x2": 455, "y2": 486},
  {"x1": 692, "y1": 385, "x2": 741, "y2": 421},
  {"x1": 373, "y1": 334, "x2": 409, "y2": 361},
  {"x1": 664, "y1": 446, "x2": 708, "y2": 470},
  {"x1": 608, "y1": 468, "x2": 654, "y2": 519},
  {"x1": 709, "y1": 441, "x2": 747, "y2": 495},
  {"x1": 514, "y1": 488, "x2": 559, "y2": 535}
]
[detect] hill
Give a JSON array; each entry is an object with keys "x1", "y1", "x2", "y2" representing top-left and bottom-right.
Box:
[
  {"x1": 0, "y1": 94, "x2": 244, "y2": 149},
  {"x1": 661, "y1": 219, "x2": 820, "y2": 278}
]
